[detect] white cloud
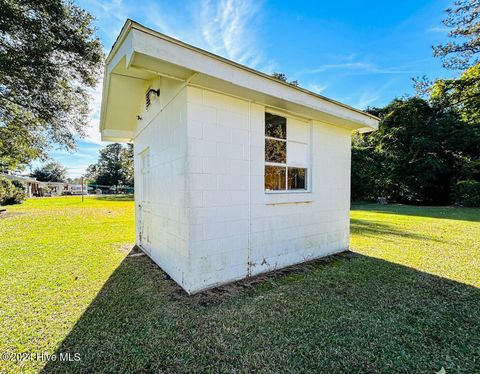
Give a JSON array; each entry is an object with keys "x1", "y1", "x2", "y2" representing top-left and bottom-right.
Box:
[
  {"x1": 199, "y1": 0, "x2": 266, "y2": 68},
  {"x1": 86, "y1": 0, "x2": 129, "y2": 49},
  {"x1": 83, "y1": 80, "x2": 104, "y2": 145},
  {"x1": 351, "y1": 92, "x2": 380, "y2": 109},
  {"x1": 305, "y1": 62, "x2": 414, "y2": 75},
  {"x1": 65, "y1": 165, "x2": 91, "y2": 177},
  {"x1": 427, "y1": 26, "x2": 449, "y2": 33},
  {"x1": 344, "y1": 78, "x2": 398, "y2": 109},
  {"x1": 72, "y1": 0, "x2": 275, "y2": 153},
  {"x1": 308, "y1": 83, "x2": 327, "y2": 94}
]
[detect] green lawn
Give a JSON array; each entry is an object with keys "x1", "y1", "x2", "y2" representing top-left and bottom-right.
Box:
[{"x1": 0, "y1": 197, "x2": 479, "y2": 373}]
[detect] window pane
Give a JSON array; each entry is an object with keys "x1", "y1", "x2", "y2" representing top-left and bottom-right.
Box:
[
  {"x1": 287, "y1": 141, "x2": 308, "y2": 166},
  {"x1": 288, "y1": 118, "x2": 309, "y2": 143},
  {"x1": 265, "y1": 166, "x2": 286, "y2": 190},
  {"x1": 288, "y1": 167, "x2": 307, "y2": 190},
  {"x1": 265, "y1": 113, "x2": 286, "y2": 139},
  {"x1": 265, "y1": 138, "x2": 286, "y2": 163}
]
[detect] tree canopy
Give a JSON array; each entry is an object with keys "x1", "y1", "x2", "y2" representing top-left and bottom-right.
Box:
[
  {"x1": 430, "y1": 0, "x2": 480, "y2": 125},
  {"x1": 431, "y1": 64, "x2": 480, "y2": 124},
  {"x1": 31, "y1": 161, "x2": 67, "y2": 182},
  {"x1": 86, "y1": 144, "x2": 134, "y2": 188},
  {"x1": 433, "y1": 0, "x2": 480, "y2": 70},
  {"x1": 0, "y1": 0, "x2": 103, "y2": 171},
  {"x1": 352, "y1": 97, "x2": 479, "y2": 204},
  {"x1": 352, "y1": 0, "x2": 480, "y2": 206},
  {"x1": 271, "y1": 72, "x2": 299, "y2": 86}
]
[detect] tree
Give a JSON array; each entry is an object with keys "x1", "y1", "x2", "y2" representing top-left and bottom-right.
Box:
[
  {"x1": 31, "y1": 161, "x2": 67, "y2": 182},
  {"x1": 428, "y1": 0, "x2": 480, "y2": 125},
  {"x1": 0, "y1": 0, "x2": 103, "y2": 170},
  {"x1": 122, "y1": 144, "x2": 134, "y2": 186},
  {"x1": 271, "y1": 72, "x2": 299, "y2": 86},
  {"x1": 0, "y1": 176, "x2": 26, "y2": 205},
  {"x1": 352, "y1": 0, "x2": 480, "y2": 206},
  {"x1": 430, "y1": 64, "x2": 480, "y2": 125},
  {"x1": 433, "y1": 0, "x2": 480, "y2": 70},
  {"x1": 352, "y1": 97, "x2": 479, "y2": 205},
  {"x1": 86, "y1": 144, "x2": 134, "y2": 188},
  {"x1": 0, "y1": 120, "x2": 47, "y2": 171}
]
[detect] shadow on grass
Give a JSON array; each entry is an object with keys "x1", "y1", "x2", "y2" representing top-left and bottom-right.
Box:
[
  {"x1": 93, "y1": 194, "x2": 134, "y2": 202},
  {"x1": 42, "y1": 250, "x2": 479, "y2": 373},
  {"x1": 351, "y1": 203, "x2": 480, "y2": 223},
  {"x1": 350, "y1": 218, "x2": 441, "y2": 242}
]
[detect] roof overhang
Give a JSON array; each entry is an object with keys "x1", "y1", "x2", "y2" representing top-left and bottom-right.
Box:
[{"x1": 100, "y1": 20, "x2": 379, "y2": 141}]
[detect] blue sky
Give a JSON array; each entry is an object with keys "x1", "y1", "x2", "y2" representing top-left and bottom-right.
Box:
[{"x1": 32, "y1": 0, "x2": 454, "y2": 178}]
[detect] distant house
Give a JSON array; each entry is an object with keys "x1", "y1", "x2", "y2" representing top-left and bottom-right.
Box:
[
  {"x1": 1, "y1": 173, "x2": 88, "y2": 197},
  {"x1": 100, "y1": 20, "x2": 379, "y2": 294},
  {"x1": 1, "y1": 173, "x2": 45, "y2": 197},
  {"x1": 62, "y1": 184, "x2": 87, "y2": 195},
  {"x1": 46, "y1": 182, "x2": 66, "y2": 196}
]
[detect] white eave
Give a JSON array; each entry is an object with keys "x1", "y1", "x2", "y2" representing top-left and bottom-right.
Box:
[{"x1": 100, "y1": 19, "x2": 379, "y2": 142}]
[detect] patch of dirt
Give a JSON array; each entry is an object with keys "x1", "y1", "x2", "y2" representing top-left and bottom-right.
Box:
[
  {"x1": 0, "y1": 211, "x2": 23, "y2": 219},
  {"x1": 131, "y1": 249, "x2": 359, "y2": 307},
  {"x1": 189, "y1": 252, "x2": 357, "y2": 306},
  {"x1": 116, "y1": 243, "x2": 136, "y2": 253},
  {"x1": 128, "y1": 252, "x2": 146, "y2": 257},
  {"x1": 124, "y1": 244, "x2": 359, "y2": 307}
]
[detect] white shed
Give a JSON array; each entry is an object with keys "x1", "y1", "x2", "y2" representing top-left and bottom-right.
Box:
[{"x1": 100, "y1": 20, "x2": 379, "y2": 294}]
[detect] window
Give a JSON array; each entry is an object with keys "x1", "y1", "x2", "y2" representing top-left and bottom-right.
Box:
[{"x1": 264, "y1": 112, "x2": 309, "y2": 192}]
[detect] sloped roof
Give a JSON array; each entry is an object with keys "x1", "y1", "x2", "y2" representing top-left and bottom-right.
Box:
[{"x1": 100, "y1": 19, "x2": 379, "y2": 141}]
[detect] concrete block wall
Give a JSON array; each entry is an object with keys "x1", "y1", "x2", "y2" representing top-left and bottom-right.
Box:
[
  {"x1": 134, "y1": 77, "x2": 189, "y2": 289},
  {"x1": 184, "y1": 87, "x2": 251, "y2": 292},
  {"x1": 249, "y1": 117, "x2": 351, "y2": 276},
  {"x1": 184, "y1": 86, "x2": 352, "y2": 293}
]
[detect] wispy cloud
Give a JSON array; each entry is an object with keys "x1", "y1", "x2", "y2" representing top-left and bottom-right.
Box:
[
  {"x1": 344, "y1": 78, "x2": 399, "y2": 109},
  {"x1": 351, "y1": 92, "x2": 381, "y2": 109},
  {"x1": 84, "y1": 79, "x2": 104, "y2": 145},
  {"x1": 427, "y1": 26, "x2": 449, "y2": 34},
  {"x1": 84, "y1": 0, "x2": 129, "y2": 50},
  {"x1": 69, "y1": 0, "x2": 274, "y2": 171},
  {"x1": 199, "y1": 0, "x2": 265, "y2": 68},
  {"x1": 304, "y1": 62, "x2": 415, "y2": 75},
  {"x1": 308, "y1": 83, "x2": 328, "y2": 94},
  {"x1": 144, "y1": 4, "x2": 183, "y2": 39}
]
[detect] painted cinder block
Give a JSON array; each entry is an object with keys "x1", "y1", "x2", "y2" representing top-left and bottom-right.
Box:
[{"x1": 133, "y1": 83, "x2": 353, "y2": 294}]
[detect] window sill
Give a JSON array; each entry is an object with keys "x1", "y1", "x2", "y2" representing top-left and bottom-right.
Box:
[
  {"x1": 265, "y1": 190, "x2": 310, "y2": 194},
  {"x1": 264, "y1": 191, "x2": 313, "y2": 205}
]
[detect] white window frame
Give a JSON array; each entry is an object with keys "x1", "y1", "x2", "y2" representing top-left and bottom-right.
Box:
[{"x1": 264, "y1": 111, "x2": 311, "y2": 194}]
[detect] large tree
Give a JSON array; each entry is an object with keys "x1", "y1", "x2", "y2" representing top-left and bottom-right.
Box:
[
  {"x1": 352, "y1": 97, "x2": 479, "y2": 205},
  {"x1": 433, "y1": 0, "x2": 480, "y2": 70},
  {"x1": 429, "y1": 0, "x2": 480, "y2": 124},
  {"x1": 0, "y1": 0, "x2": 103, "y2": 171},
  {"x1": 86, "y1": 144, "x2": 134, "y2": 188},
  {"x1": 31, "y1": 161, "x2": 67, "y2": 182},
  {"x1": 430, "y1": 64, "x2": 480, "y2": 124}
]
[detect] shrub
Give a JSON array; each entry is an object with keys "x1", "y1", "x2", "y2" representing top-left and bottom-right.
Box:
[
  {"x1": 454, "y1": 179, "x2": 480, "y2": 207},
  {"x1": 0, "y1": 176, "x2": 26, "y2": 205}
]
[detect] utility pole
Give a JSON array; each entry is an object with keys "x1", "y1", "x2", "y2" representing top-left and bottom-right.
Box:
[{"x1": 81, "y1": 176, "x2": 84, "y2": 202}]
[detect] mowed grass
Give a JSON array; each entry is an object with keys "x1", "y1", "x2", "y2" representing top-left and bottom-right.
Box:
[
  {"x1": 0, "y1": 197, "x2": 134, "y2": 373},
  {"x1": 0, "y1": 197, "x2": 479, "y2": 373}
]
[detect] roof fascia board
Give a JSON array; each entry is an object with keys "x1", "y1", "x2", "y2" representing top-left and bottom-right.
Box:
[
  {"x1": 103, "y1": 20, "x2": 379, "y2": 130},
  {"x1": 107, "y1": 31, "x2": 134, "y2": 74},
  {"x1": 128, "y1": 27, "x2": 377, "y2": 129},
  {"x1": 101, "y1": 129, "x2": 135, "y2": 142}
]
